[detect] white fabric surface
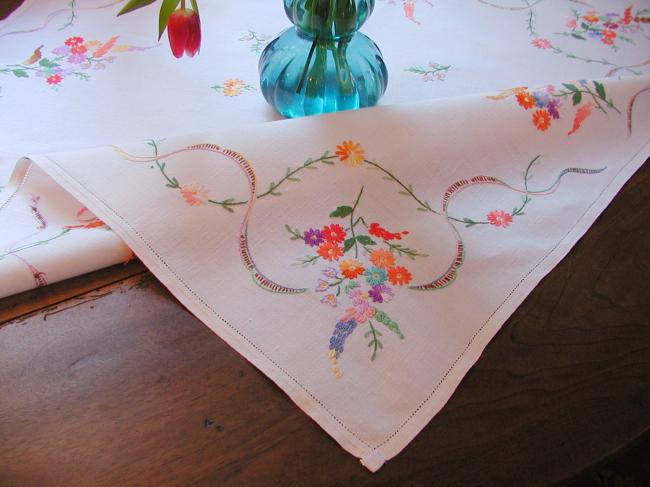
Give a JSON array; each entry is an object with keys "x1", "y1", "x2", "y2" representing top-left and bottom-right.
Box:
[{"x1": 1, "y1": 0, "x2": 649, "y2": 471}]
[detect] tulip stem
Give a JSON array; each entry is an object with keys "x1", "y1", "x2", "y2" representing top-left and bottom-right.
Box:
[
  {"x1": 180, "y1": 0, "x2": 185, "y2": 9},
  {"x1": 296, "y1": 38, "x2": 318, "y2": 93}
]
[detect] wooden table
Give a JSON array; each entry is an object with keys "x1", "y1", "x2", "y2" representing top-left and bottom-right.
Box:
[{"x1": 1, "y1": 158, "x2": 648, "y2": 486}]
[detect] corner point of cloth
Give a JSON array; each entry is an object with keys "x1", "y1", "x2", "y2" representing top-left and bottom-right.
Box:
[{"x1": 361, "y1": 450, "x2": 386, "y2": 472}]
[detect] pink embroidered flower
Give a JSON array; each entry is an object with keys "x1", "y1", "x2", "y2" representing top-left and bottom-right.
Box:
[
  {"x1": 321, "y1": 294, "x2": 337, "y2": 307},
  {"x1": 566, "y1": 18, "x2": 577, "y2": 29},
  {"x1": 341, "y1": 300, "x2": 375, "y2": 324},
  {"x1": 487, "y1": 210, "x2": 513, "y2": 228},
  {"x1": 531, "y1": 38, "x2": 551, "y2": 49},
  {"x1": 179, "y1": 184, "x2": 207, "y2": 206}
]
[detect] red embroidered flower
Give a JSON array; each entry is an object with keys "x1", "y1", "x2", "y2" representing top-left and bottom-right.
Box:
[
  {"x1": 46, "y1": 74, "x2": 62, "y2": 85},
  {"x1": 318, "y1": 242, "x2": 344, "y2": 262},
  {"x1": 321, "y1": 223, "x2": 346, "y2": 244},
  {"x1": 532, "y1": 109, "x2": 551, "y2": 131},
  {"x1": 515, "y1": 91, "x2": 535, "y2": 110},
  {"x1": 487, "y1": 210, "x2": 513, "y2": 228},
  {"x1": 368, "y1": 222, "x2": 408, "y2": 241},
  {"x1": 387, "y1": 266, "x2": 412, "y2": 286},
  {"x1": 65, "y1": 36, "x2": 84, "y2": 47},
  {"x1": 622, "y1": 7, "x2": 633, "y2": 25}
]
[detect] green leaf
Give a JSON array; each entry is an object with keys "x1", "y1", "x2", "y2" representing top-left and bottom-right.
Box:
[
  {"x1": 571, "y1": 33, "x2": 586, "y2": 40},
  {"x1": 562, "y1": 83, "x2": 579, "y2": 92},
  {"x1": 343, "y1": 238, "x2": 355, "y2": 253},
  {"x1": 117, "y1": 0, "x2": 157, "y2": 16},
  {"x1": 159, "y1": 0, "x2": 181, "y2": 40},
  {"x1": 12, "y1": 69, "x2": 28, "y2": 78},
  {"x1": 355, "y1": 235, "x2": 376, "y2": 246},
  {"x1": 593, "y1": 80, "x2": 606, "y2": 100},
  {"x1": 329, "y1": 205, "x2": 353, "y2": 218},
  {"x1": 572, "y1": 91, "x2": 582, "y2": 105},
  {"x1": 189, "y1": 0, "x2": 199, "y2": 14},
  {"x1": 38, "y1": 58, "x2": 60, "y2": 68}
]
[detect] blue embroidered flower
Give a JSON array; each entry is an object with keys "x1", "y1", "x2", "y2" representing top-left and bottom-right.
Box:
[
  {"x1": 364, "y1": 266, "x2": 387, "y2": 286},
  {"x1": 533, "y1": 92, "x2": 550, "y2": 108},
  {"x1": 329, "y1": 320, "x2": 357, "y2": 356}
]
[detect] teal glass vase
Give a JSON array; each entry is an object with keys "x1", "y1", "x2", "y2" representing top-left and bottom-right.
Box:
[{"x1": 259, "y1": 0, "x2": 388, "y2": 118}]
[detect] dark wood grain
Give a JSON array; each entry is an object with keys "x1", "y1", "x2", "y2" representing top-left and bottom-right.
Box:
[
  {"x1": 0, "y1": 0, "x2": 24, "y2": 21},
  {"x1": 0, "y1": 161, "x2": 648, "y2": 486}
]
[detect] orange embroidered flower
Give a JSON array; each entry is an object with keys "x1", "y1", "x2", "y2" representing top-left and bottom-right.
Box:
[
  {"x1": 568, "y1": 102, "x2": 594, "y2": 135},
  {"x1": 322, "y1": 223, "x2": 346, "y2": 244},
  {"x1": 180, "y1": 185, "x2": 208, "y2": 206},
  {"x1": 339, "y1": 259, "x2": 365, "y2": 279},
  {"x1": 335, "y1": 140, "x2": 365, "y2": 166},
  {"x1": 487, "y1": 210, "x2": 513, "y2": 228},
  {"x1": 601, "y1": 29, "x2": 616, "y2": 45},
  {"x1": 369, "y1": 248, "x2": 395, "y2": 269},
  {"x1": 532, "y1": 109, "x2": 551, "y2": 131},
  {"x1": 515, "y1": 91, "x2": 535, "y2": 110},
  {"x1": 387, "y1": 266, "x2": 412, "y2": 286},
  {"x1": 64, "y1": 218, "x2": 105, "y2": 229},
  {"x1": 70, "y1": 44, "x2": 88, "y2": 55},
  {"x1": 65, "y1": 36, "x2": 84, "y2": 47},
  {"x1": 318, "y1": 242, "x2": 344, "y2": 261},
  {"x1": 582, "y1": 13, "x2": 599, "y2": 23}
]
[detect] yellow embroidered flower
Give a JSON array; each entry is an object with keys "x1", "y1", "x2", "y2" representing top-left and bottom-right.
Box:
[{"x1": 335, "y1": 140, "x2": 365, "y2": 166}]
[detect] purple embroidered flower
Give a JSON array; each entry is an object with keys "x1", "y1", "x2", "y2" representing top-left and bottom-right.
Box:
[
  {"x1": 303, "y1": 228, "x2": 324, "y2": 247},
  {"x1": 67, "y1": 53, "x2": 86, "y2": 64},
  {"x1": 547, "y1": 99, "x2": 561, "y2": 119},
  {"x1": 315, "y1": 279, "x2": 329, "y2": 292},
  {"x1": 322, "y1": 267, "x2": 338, "y2": 278},
  {"x1": 368, "y1": 284, "x2": 394, "y2": 304},
  {"x1": 52, "y1": 46, "x2": 70, "y2": 55}
]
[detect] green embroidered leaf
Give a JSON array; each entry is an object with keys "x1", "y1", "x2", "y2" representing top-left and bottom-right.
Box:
[
  {"x1": 12, "y1": 69, "x2": 28, "y2": 78},
  {"x1": 572, "y1": 91, "x2": 582, "y2": 105},
  {"x1": 373, "y1": 309, "x2": 405, "y2": 339},
  {"x1": 355, "y1": 235, "x2": 376, "y2": 246},
  {"x1": 562, "y1": 83, "x2": 579, "y2": 92},
  {"x1": 343, "y1": 238, "x2": 356, "y2": 253},
  {"x1": 38, "y1": 58, "x2": 60, "y2": 68},
  {"x1": 158, "y1": 0, "x2": 181, "y2": 40},
  {"x1": 329, "y1": 205, "x2": 353, "y2": 218},
  {"x1": 117, "y1": 0, "x2": 157, "y2": 16},
  {"x1": 571, "y1": 33, "x2": 586, "y2": 40},
  {"x1": 593, "y1": 80, "x2": 606, "y2": 100},
  {"x1": 463, "y1": 218, "x2": 477, "y2": 228}
]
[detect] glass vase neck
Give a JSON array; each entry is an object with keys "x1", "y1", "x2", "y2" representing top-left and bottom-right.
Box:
[{"x1": 284, "y1": 0, "x2": 375, "y2": 40}]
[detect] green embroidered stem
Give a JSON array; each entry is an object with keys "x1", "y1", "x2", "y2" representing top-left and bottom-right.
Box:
[
  {"x1": 525, "y1": 1, "x2": 537, "y2": 37},
  {"x1": 404, "y1": 64, "x2": 450, "y2": 78},
  {"x1": 349, "y1": 186, "x2": 364, "y2": 258},
  {"x1": 208, "y1": 152, "x2": 337, "y2": 211},
  {"x1": 0, "y1": 229, "x2": 71, "y2": 261},
  {"x1": 59, "y1": 0, "x2": 77, "y2": 30},
  {"x1": 147, "y1": 139, "x2": 179, "y2": 188},
  {"x1": 363, "y1": 159, "x2": 437, "y2": 214},
  {"x1": 364, "y1": 320, "x2": 383, "y2": 361},
  {"x1": 552, "y1": 83, "x2": 621, "y2": 114}
]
